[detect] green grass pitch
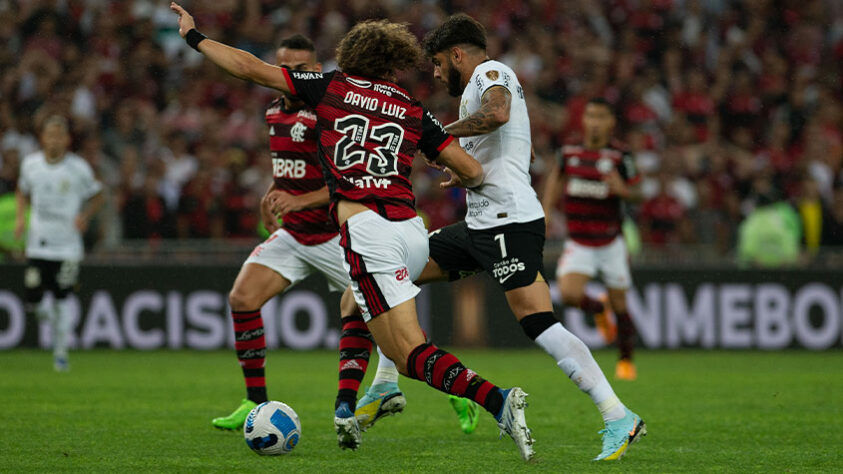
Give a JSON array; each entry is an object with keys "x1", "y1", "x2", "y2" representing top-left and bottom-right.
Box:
[{"x1": 1, "y1": 349, "x2": 841, "y2": 472}]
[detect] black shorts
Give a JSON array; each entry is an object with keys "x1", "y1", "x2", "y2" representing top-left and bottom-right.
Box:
[
  {"x1": 428, "y1": 218, "x2": 546, "y2": 291},
  {"x1": 24, "y1": 258, "x2": 80, "y2": 302}
]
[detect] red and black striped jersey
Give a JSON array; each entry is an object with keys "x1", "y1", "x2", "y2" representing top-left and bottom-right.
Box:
[
  {"x1": 266, "y1": 98, "x2": 337, "y2": 245},
  {"x1": 558, "y1": 144, "x2": 639, "y2": 247},
  {"x1": 281, "y1": 69, "x2": 453, "y2": 222}
]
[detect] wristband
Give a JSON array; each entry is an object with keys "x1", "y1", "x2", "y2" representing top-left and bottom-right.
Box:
[{"x1": 186, "y1": 29, "x2": 207, "y2": 51}]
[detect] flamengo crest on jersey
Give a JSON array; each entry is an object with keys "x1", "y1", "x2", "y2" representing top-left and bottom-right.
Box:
[
  {"x1": 265, "y1": 98, "x2": 337, "y2": 245},
  {"x1": 17, "y1": 151, "x2": 102, "y2": 261},
  {"x1": 282, "y1": 70, "x2": 453, "y2": 222},
  {"x1": 459, "y1": 60, "x2": 544, "y2": 230},
  {"x1": 559, "y1": 144, "x2": 639, "y2": 247}
]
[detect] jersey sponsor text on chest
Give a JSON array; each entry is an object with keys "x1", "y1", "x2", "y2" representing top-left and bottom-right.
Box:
[{"x1": 272, "y1": 158, "x2": 306, "y2": 178}]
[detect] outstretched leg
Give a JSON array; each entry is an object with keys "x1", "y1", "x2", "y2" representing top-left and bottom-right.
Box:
[{"x1": 212, "y1": 262, "x2": 288, "y2": 430}]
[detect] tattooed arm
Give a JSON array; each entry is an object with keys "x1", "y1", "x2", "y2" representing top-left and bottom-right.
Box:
[{"x1": 444, "y1": 85, "x2": 511, "y2": 137}]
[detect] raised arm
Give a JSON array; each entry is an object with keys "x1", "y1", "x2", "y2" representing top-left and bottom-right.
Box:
[
  {"x1": 445, "y1": 85, "x2": 511, "y2": 137},
  {"x1": 170, "y1": 2, "x2": 291, "y2": 93}
]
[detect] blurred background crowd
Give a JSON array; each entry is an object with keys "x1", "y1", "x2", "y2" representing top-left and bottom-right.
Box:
[{"x1": 0, "y1": 0, "x2": 842, "y2": 265}]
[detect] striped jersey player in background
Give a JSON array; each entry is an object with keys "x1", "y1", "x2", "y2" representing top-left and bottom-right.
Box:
[
  {"x1": 542, "y1": 98, "x2": 643, "y2": 381},
  {"x1": 15, "y1": 115, "x2": 104, "y2": 372},
  {"x1": 211, "y1": 35, "x2": 407, "y2": 432},
  {"x1": 172, "y1": 3, "x2": 535, "y2": 460}
]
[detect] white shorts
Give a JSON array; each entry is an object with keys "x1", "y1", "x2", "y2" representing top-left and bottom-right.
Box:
[
  {"x1": 340, "y1": 211, "x2": 429, "y2": 321},
  {"x1": 244, "y1": 228, "x2": 349, "y2": 292},
  {"x1": 556, "y1": 236, "x2": 632, "y2": 289}
]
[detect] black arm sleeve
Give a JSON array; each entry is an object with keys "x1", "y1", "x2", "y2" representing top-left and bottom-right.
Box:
[
  {"x1": 418, "y1": 108, "x2": 454, "y2": 159},
  {"x1": 283, "y1": 70, "x2": 336, "y2": 109}
]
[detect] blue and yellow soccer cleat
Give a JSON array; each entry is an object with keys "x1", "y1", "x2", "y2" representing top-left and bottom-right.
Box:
[
  {"x1": 594, "y1": 408, "x2": 647, "y2": 461},
  {"x1": 449, "y1": 395, "x2": 480, "y2": 434},
  {"x1": 335, "y1": 401, "x2": 362, "y2": 450},
  {"x1": 354, "y1": 382, "x2": 406, "y2": 431},
  {"x1": 212, "y1": 399, "x2": 257, "y2": 431}
]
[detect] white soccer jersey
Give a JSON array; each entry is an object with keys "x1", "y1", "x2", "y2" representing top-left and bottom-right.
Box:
[
  {"x1": 18, "y1": 151, "x2": 102, "y2": 261},
  {"x1": 459, "y1": 60, "x2": 544, "y2": 229}
]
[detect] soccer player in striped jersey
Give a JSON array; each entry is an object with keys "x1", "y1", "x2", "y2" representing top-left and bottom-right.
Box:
[
  {"x1": 172, "y1": 3, "x2": 535, "y2": 460},
  {"x1": 420, "y1": 15, "x2": 645, "y2": 461},
  {"x1": 542, "y1": 98, "x2": 642, "y2": 381},
  {"x1": 211, "y1": 35, "x2": 407, "y2": 432}
]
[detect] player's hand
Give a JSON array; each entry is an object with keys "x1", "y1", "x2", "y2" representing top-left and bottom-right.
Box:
[
  {"x1": 439, "y1": 167, "x2": 463, "y2": 189},
  {"x1": 269, "y1": 190, "x2": 303, "y2": 217},
  {"x1": 603, "y1": 169, "x2": 628, "y2": 198},
  {"x1": 74, "y1": 215, "x2": 90, "y2": 233},
  {"x1": 170, "y1": 2, "x2": 195, "y2": 38},
  {"x1": 260, "y1": 191, "x2": 281, "y2": 233}
]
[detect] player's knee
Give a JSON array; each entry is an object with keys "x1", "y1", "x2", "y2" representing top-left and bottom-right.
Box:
[
  {"x1": 339, "y1": 286, "x2": 360, "y2": 317},
  {"x1": 559, "y1": 288, "x2": 584, "y2": 306},
  {"x1": 228, "y1": 287, "x2": 259, "y2": 312},
  {"x1": 608, "y1": 291, "x2": 628, "y2": 313}
]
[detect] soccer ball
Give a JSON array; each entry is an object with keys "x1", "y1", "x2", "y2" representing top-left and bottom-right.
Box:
[{"x1": 243, "y1": 401, "x2": 301, "y2": 455}]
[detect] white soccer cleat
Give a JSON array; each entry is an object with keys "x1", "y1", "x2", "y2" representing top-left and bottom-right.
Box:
[
  {"x1": 495, "y1": 387, "x2": 535, "y2": 461},
  {"x1": 334, "y1": 402, "x2": 362, "y2": 450}
]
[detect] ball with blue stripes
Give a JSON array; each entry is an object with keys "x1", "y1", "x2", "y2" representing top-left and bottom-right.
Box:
[{"x1": 243, "y1": 401, "x2": 302, "y2": 455}]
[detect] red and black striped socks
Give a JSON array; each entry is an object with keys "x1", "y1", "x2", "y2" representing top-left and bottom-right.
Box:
[
  {"x1": 406, "y1": 342, "x2": 503, "y2": 416},
  {"x1": 616, "y1": 311, "x2": 636, "y2": 360},
  {"x1": 336, "y1": 315, "x2": 373, "y2": 409},
  {"x1": 232, "y1": 310, "x2": 268, "y2": 404},
  {"x1": 580, "y1": 296, "x2": 604, "y2": 315}
]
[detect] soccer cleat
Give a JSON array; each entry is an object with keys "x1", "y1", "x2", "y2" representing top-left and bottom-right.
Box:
[
  {"x1": 449, "y1": 395, "x2": 480, "y2": 434},
  {"x1": 593, "y1": 408, "x2": 647, "y2": 461},
  {"x1": 594, "y1": 294, "x2": 617, "y2": 344},
  {"x1": 53, "y1": 356, "x2": 69, "y2": 372},
  {"x1": 334, "y1": 401, "x2": 362, "y2": 450},
  {"x1": 212, "y1": 399, "x2": 257, "y2": 430},
  {"x1": 495, "y1": 387, "x2": 535, "y2": 462},
  {"x1": 355, "y1": 382, "x2": 406, "y2": 431},
  {"x1": 615, "y1": 359, "x2": 637, "y2": 381}
]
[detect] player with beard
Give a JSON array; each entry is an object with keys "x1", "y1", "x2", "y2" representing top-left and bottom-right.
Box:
[
  {"x1": 171, "y1": 3, "x2": 535, "y2": 460},
  {"x1": 415, "y1": 14, "x2": 646, "y2": 461},
  {"x1": 210, "y1": 35, "x2": 408, "y2": 433},
  {"x1": 542, "y1": 98, "x2": 643, "y2": 381}
]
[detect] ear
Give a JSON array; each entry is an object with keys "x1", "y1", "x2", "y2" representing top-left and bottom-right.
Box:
[
  {"x1": 451, "y1": 46, "x2": 462, "y2": 63},
  {"x1": 314, "y1": 62, "x2": 323, "y2": 72}
]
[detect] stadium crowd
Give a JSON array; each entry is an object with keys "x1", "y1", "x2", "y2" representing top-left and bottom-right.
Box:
[{"x1": 1, "y1": 0, "x2": 842, "y2": 259}]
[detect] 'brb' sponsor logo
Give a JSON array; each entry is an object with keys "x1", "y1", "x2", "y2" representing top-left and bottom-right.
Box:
[
  {"x1": 394, "y1": 267, "x2": 409, "y2": 281},
  {"x1": 273, "y1": 158, "x2": 306, "y2": 178},
  {"x1": 567, "y1": 178, "x2": 609, "y2": 199}
]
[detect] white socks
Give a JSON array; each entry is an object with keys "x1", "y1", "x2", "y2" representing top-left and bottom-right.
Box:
[
  {"x1": 534, "y1": 322, "x2": 626, "y2": 422},
  {"x1": 53, "y1": 298, "x2": 73, "y2": 359},
  {"x1": 372, "y1": 345, "x2": 399, "y2": 385}
]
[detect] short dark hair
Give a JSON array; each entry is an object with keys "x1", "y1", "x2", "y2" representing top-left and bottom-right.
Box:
[
  {"x1": 278, "y1": 34, "x2": 315, "y2": 53},
  {"x1": 586, "y1": 97, "x2": 615, "y2": 115},
  {"x1": 336, "y1": 20, "x2": 422, "y2": 79},
  {"x1": 422, "y1": 13, "x2": 487, "y2": 57}
]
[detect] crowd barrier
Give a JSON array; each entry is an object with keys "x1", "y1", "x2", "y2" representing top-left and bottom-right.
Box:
[{"x1": 1, "y1": 263, "x2": 840, "y2": 350}]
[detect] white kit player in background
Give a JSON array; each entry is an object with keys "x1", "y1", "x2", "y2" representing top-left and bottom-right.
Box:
[{"x1": 15, "y1": 115, "x2": 104, "y2": 372}]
